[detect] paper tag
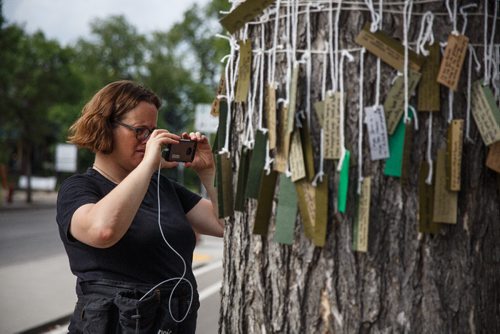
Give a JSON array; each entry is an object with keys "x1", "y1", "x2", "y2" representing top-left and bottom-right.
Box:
[
  {"x1": 313, "y1": 176, "x2": 329, "y2": 247},
  {"x1": 235, "y1": 147, "x2": 252, "y2": 212},
  {"x1": 355, "y1": 22, "x2": 424, "y2": 72},
  {"x1": 235, "y1": 39, "x2": 252, "y2": 103},
  {"x1": 253, "y1": 171, "x2": 278, "y2": 236},
  {"x1": 471, "y1": 81, "x2": 500, "y2": 145},
  {"x1": 245, "y1": 130, "x2": 268, "y2": 199},
  {"x1": 214, "y1": 101, "x2": 228, "y2": 153},
  {"x1": 211, "y1": 73, "x2": 225, "y2": 116},
  {"x1": 274, "y1": 104, "x2": 290, "y2": 173},
  {"x1": 290, "y1": 131, "x2": 306, "y2": 182},
  {"x1": 401, "y1": 121, "x2": 414, "y2": 186},
  {"x1": 432, "y1": 148, "x2": 458, "y2": 224},
  {"x1": 486, "y1": 141, "x2": 500, "y2": 173},
  {"x1": 301, "y1": 123, "x2": 316, "y2": 182},
  {"x1": 266, "y1": 83, "x2": 277, "y2": 150},
  {"x1": 383, "y1": 71, "x2": 421, "y2": 135},
  {"x1": 418, "y1": 162, "x2": 440, "y2": 234},
  {"x1": 217, "y1": 153, "x2": 234, "y2": 218},
  {"x1": 324, "y1": 91, "x2": 344, "y2": 159},
  {"x1": 338, "y1": 150, "x2": 350, "y2": 213},
  {"x1": 384, "y1": 112, "x2": 412, "y2": 177},
  {"x1": 295, "y1": 179, "x2": 316, "y2": 240},
  {"x1": 314, "y1": 101, "x2": 325, "y2": 127},
  {"x1": 437, "y1": 34, "x2": 469, "y2": 91},
  {"x1": 447, "y1": 120, "x2": 464, "y2": 191},
  {"x1": 219, "y1": 0, "x2": 274, "y2": 34},
  {"x1": 288, "y1": 64, "x2": 300, "y2": 135},
  {"x1": 365, "y1": 105, "x2": 390, "y2": 160},
  {"x1": 418, "y1": 43, "x2": 441, "y2": 112},
  {"x1": 274, "y1": 174, "x2": 298, "y2": 245},
  {"x1": 353, "y1": 177, "x2": 371, "y2": 252}
]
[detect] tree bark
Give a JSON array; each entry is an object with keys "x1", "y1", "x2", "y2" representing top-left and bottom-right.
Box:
[{"x1": 219, "y1": 1, "x2": 500, "y2": 333}]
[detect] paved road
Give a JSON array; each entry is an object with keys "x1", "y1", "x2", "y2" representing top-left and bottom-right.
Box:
[{"x1": 0, "y1": 206, "x2": 223, "y2": 333}]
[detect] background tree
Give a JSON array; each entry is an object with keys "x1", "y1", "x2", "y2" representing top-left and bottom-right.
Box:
[{"x1": 219, "y1": 1, "x2": 500, "y2": 333}]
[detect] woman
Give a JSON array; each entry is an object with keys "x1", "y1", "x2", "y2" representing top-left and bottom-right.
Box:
[{"x1": 56, "y1": 80, "x2": 223, "y2": 333}]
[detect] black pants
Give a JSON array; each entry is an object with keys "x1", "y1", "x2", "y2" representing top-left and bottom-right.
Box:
[{"x1": 68, "y1": 279, "x2": 199, "y2": 334}]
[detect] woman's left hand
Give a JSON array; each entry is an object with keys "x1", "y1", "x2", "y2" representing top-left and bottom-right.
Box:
[{"x1": 182, "y1": 132, "x2": 214, "y2": 175}]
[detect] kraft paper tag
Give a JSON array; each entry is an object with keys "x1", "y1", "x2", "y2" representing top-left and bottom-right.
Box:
[
  {"x1": 352, "y1": 177, "x2": 371, "y2": 252},
  {"x1": 216, "y1": 152, "x2": 234, "y2": 218},
  {"x1": 301, "y1": 123, "x2": 316, "y2": 181},
  {"x1": 235, "y1": 147, "x2": 252, "y2": 212},
  {"x1": 446, "y1": 120, "x2": 464, "y2": 191},
  {"x1": 384, "y1": 112, "x2": 413, "y2": 177},
  {"x1": 266, "y1": 83, "x2": 277, "y2": 150},
  {"x1": 253, "y1": 170, "x2": 278, "y2": 236},
  {"x1": 365, "y1": 105, "x2": 390, "y2": 160},
  {"x1": 235, "y1": 39, "x2": 252, "y2": 103},
  {"x1": 288, "y1": 64, "x2": 300, "y2": 135},
  {"x1": 314, "y1": 100, "x2": 325, "y2": 127},
  {"x1": 290, "y1": 131, "x2": 306, "y2": 182},
  {"x1": 313, "y1": 176, "x2": 329, "y2": 247},
  {"x1": 220, "y1": 0, "x2": 274, "y2": 34},
  {"x1": 274, "y1": 174, "x2": 298, "y2": 245},
  {"x1": 418, "y1": 162, "x2": 440, "y2": 234},
  {"x1": 471, "y1": 81, "x2": 500, "y2": 145},
  {"x1": 437, "y1": 34, "x2": 469, "y2": 91},
  {"x1": 418, "y1": 43, "x2": 441, "y2": 112},
  {"x1": 274, "y1": 104, "x2": 290, "y2": 173},
  {"x1": 384, "y1": 71, "x2": 421, "y2": 135},
  {"x1": 245, "y1": 130, "x2": 268, "y2": 199},
  {"x1": 355, "y1": 22, "x2": 424, "y2": 72},
  {"x1": 486, "y1": 141, "x2": 500, "y2": 173},
  {"x1": 295, "y1": 179, "x2": 316, "y2": 240},
  {"x1": 338, "y1": 150, "x2": 350, "y2": 213},
  {"x1": 400, "y1": 120, "x2": 414, "y2": 186},
  {"x1": 433, "y1": 148, "x2": 458, "y2": 224},
  {"x1": 324, "y1": 91, "x2": 344, "y2": 159},
  {"x1": 211, "y1": 72, "x2": 225, "y2": 116}
]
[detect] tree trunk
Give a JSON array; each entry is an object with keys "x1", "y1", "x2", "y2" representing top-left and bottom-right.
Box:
[{"x1": 219, "y1": 1, "x2": 500, "y2": 333}]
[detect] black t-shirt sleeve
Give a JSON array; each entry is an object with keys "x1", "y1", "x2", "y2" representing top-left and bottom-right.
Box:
[
  {"x1": 170, "y1": 179, "x2": 202, "y2": 213},
  {"x1": 56, "y1": 175, "x2": 102, "y2": 243}
]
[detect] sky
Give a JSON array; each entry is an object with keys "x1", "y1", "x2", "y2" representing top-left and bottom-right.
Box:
[{"x1": 3, "y1": 0, "x2": 211, "y2": 45}]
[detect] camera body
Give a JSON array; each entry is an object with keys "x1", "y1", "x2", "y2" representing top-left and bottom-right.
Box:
[{"x1": 162, "y1": 139, "x2": 197, "y2": 162}]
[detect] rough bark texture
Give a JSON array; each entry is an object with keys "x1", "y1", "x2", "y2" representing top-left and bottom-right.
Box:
[{"x1": 219, "y1": 1, "x2": 500, "y2": 333}]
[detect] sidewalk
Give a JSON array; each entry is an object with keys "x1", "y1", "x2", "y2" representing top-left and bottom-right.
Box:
[{"x1": 0, "y1": 190, "x2": 58, "y2": 211}]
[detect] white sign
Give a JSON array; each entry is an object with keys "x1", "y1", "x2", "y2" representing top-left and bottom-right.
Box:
[
  {"x1": 194, "y1": 104, "x2": 219, "y2": 133},
  {"x1": 365, "y1": 105, "x2": 390, "y2": 161},
  {"x1": 55, "y1": 143, "x2": 77, "y2": 172}
]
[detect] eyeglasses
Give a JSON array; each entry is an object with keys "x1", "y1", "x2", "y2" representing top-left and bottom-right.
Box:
[{"x1": 115, "y1": 121, "x2": 156, "y2": 141}]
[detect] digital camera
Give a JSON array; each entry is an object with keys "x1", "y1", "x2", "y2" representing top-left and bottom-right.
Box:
[{"x1": 162, "y1": 139, "x2": 197, "y2": 162}]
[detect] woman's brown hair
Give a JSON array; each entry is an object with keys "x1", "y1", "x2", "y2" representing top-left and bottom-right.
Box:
[{"x1": 68, "y1": 80, "x2": 161, "y2": 153}]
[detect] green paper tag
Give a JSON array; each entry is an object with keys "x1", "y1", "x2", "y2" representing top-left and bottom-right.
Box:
[
  {"x1": 301, "y1": 123, "x2": 316, "y2": 182},
  {"x1": 432, "y1": 148, "x2": 458, "y2": 224},
  {"x1": 274, "y1": 174, "x2": 298, "y2": 245},
  {"x1": 216, "y1": 153, "x2": 234, "y2": 218},
  {"x1": 216, "y1": 101, "x2": 228, "y2": 152},
  {"x1": 219, "y1": 0, "x2": 274, "y2": 34},
  {"x1": 384, "y1": 111, "x2": 413, "y2": 177},
  {"x1": 235, "y1": 147, "x2": 252, "y2": 211},
  {"x1": 313, "y1": 176, "x2": 329, "y2": 247},
  {"x1": 418, "y1": 161, "x2": 440, "y2": 234},
  {"x1": 245, "y1": 130, "x2": 268, "y2": 199},
  {"x1": 418, "y1": 42, "x2": 441, "y2": 112},
  {"x1": 338, "y1": 150, "x2": 350, "y2": 213},
  {"x1": 253, "y1": 171, "x2": 278, "y2": 236}
]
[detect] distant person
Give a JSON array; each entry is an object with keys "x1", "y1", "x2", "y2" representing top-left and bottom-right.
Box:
[{"x1": 56, "y1": 80, "x2": 223, "y2": 333}]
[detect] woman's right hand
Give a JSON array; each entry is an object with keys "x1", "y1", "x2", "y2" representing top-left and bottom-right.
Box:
[{"x1": 142, "y1": 129, "x2": 181, "y2": 171}]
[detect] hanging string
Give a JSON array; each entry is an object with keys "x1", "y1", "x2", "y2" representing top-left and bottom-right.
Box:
[
  {"x1": 363, "y1": 0, "x2": 381, "y2": 32},
  {"x1": 447, "y1": 90, "x2": 454, "y2": 123},
  {"x1": 270, "y1": 0, "x2": 281, "y2": 85},
  {"x1": 334, "y1": 0, "x2": 343, "y2": 91},
  {"x1": 258, "y1": 24, "x2": 266, "y2": 131},
  {"x1": 416, "y1": 11, "x2": 435, "y2": 56},
  {"x1": 445, "y1": 0, "x2": 459, "y2": 35},
  {"x1": 357, "y1": 48, "x2": 366, "y2": 194},
  {"x1": 337, "y1": 50, "x2": 354, "y2": 172},
  {"x1": 328, "y1": 0, "x2": 335, "y2": 91},
  {"x1": 460, "y1": 3, "x2": 477, "y2": 35},
  {"x1": 486, "y1": 0, "x2": 498, "y2": 86},
  {"x1": 403, "y1": 0, "x2": 414, "y2": 125},
  {"x1": 312, "y1": 129, "x2": 325, "y2": 186},
  {"x1": 321, "y1": 42, "x2": 329, "y2": 100},
  {"x1": 466, "y1": 44, "x2": 481, "y2": 142},
  {"x1": 375, "y1": 0, "x2": 384, "y2": 106},
  {"x1": 483, "y1": 0, "x2": 489, "y2": 85},
  {"x1": 425, "y1": 112, "x2": 433, "y2": 184},
  {"x1": 284, "y1": 0, "x2": 292, "y2": 105},
  {"x1": 305, "y1": 2, "x2": 313, "y2": 127}
]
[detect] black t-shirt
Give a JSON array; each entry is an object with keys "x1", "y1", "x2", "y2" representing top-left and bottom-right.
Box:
[{"x1": 56, "y1": 168, "x2": 202, "y2": 291}]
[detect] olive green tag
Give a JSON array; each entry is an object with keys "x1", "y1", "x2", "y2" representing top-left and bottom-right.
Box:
[
  {"x1": 338, "y1": 150, "x2": 350, "y2": 213},
  {"x1": 295, "y1": 179, "x2": 316, "y2": 240},
  {"x1": 253, "y1": 171, "x2": 278, "y2": 236},
  {"x1": 432, "y1": 148, "x2": 458, "y2": 224},
  {"x1": 418, "y1": 43, "x2": 441, "y2": 112},
  {"x1": 220, "y1": 0, "x2": 274, "y2": 34},
  {"x1": 384, "y1": 112, "x2": 413, "y2": 177},
  {"x1": 418, "y1": 162, "x2": 440, "y2": 234},
  {"x1": 446, "y1": 120, "x2": 464, "y2": 191},
  {"x1": 384, "y1": 71, "x2": 421, "y2": 135},
  {"x1": 274, "y1": 174, "x2": 298, "y2": 245},
  {"x1": 235, "y1": 147, "x2": 252, "y2": 212},
  {"x1": 301, "y1": 123, "x2": 316, "y2": 182},
  {"x1": 215, "y1": 101, "x2": 228, "y2": 153},
  {"x1": 471, "y1": 81, "x2": 500, "y2": 145},
  {"x1": 245, "y1": 130, "x2": 268, "y2": 199},
  {"x1": 400, "y1": 120, "x2": 414, "y2": 186},
  {"x1": 313, "y1": 176, "x2": 329, "y2": 247},
  {"x1": 235, "y1": 39, "x2": 252, "y2": 103},
  {"x1": 486, "y1": 141, "x2": 500, "y2": 173},
  {"x1": 216, "y1": 152, "x2": 234, "y2": 218},
  {"x1": 352, "y1": 177, "x2": 371, "y2": 252}
]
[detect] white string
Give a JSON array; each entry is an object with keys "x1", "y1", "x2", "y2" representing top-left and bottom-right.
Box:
[
  {"x1": 270, "y1": 0, "x2": 281, "y2": 85},
  {"x1": 466, "y1": 45, "x2": 474, "y2": 143},
  {"x1": 425, "y1": 113, "x2": 433, "y2": 184},
  {"x1": 483, "y1": 0, "x2": 489, "y2": 85},
  {"x1": 486, "y1": 0, "x2": 498, "y2": 86},
  {"x1": 447, "y1": 90, "x2": 454, "y2": 124},
  {"x1": 258, "y1": 25, "x2": 265, "y2": 131},
  {"x1": 321, "y1": 42, "x2": 329, "y2": 100},
  {"x1": 416, "y1": 11, "x2": 435, "y2": 56},
  {"x1": 328, "y1": 0, "x2": 335, "y2": 90},
  {"x1": 409, "y1": 105, "x2": 419, "y2": 130},
  {"x1": 364, "y1": 0, "x2": 381, "y2": 32},
  {"x1": 284, "y1": 1, "x2": 292, "y2": 104},
  {"x1": 375, "y1": 0, "x2": 384, "y2": 106},
  {"x1": 403, "y1": 0, "x2": 413, "y2": 124},
  {"x1": 460, "y1": 3, "x2": 478, "y2": 35},
  {"x1": 445, "y1": 0, "x2": 459, "y2": 35},
  {"x1": 305, "y1": 2, "x2": 312, "y2": 127},
  {"x1": 337, "y1": 50, "x2": 354, "y2": 172},
  {"x1": 357, "y1": 48, "x2": 366, "y2": 195},
  {"x1": 334, "y1": 0, "x2": 343, "y2": 91},
  {"x1": 264, "y1": 139, "x2": 274, "y2": 175},
  {"x1": 312, "y1": 129, "x2": 325, "y2": 186}
]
